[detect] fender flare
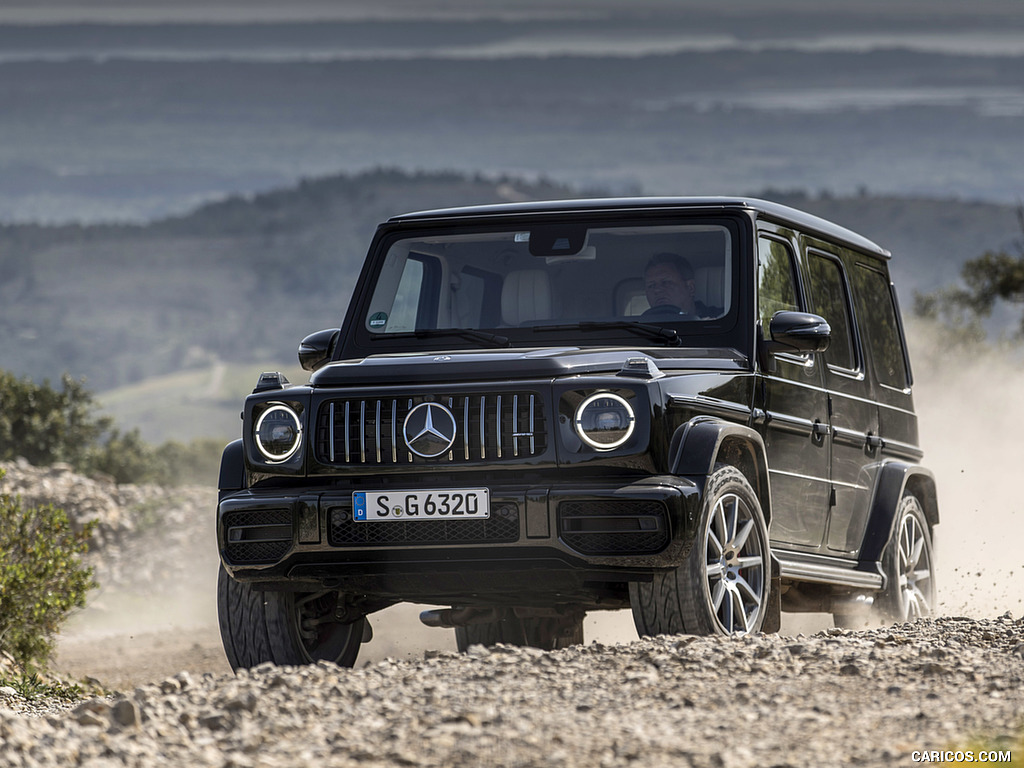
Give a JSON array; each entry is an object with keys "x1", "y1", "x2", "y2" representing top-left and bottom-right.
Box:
[
  {"x1": 669, "y1": 416, "x2": 772, "y2": 524},
  {"x1": 859, "y1": 461, "x2": 939, "y2": 564},
  {"x1": 218, "y1": 439, "x2": 246, "y2": 496},
  {"x1": 669, "y1": 416, "x2": 780, "y2": 632}
]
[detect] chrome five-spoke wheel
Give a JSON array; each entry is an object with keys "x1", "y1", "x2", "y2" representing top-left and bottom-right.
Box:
[{"x1": 704, "y1": 490, "x2": 767, "y2": 634}]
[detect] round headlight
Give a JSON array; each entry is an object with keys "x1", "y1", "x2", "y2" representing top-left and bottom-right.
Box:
[
  {"x1": 574, "y1": 393, "x2": 636, "y2": 451},
  {"x1": 255, "y1": 404, "x2": 302, "y2": 462}
]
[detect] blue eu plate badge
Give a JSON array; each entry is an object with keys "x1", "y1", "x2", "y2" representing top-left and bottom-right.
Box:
[{"x1": 353, "y1": 492, "x2": 367, "y2": 521}]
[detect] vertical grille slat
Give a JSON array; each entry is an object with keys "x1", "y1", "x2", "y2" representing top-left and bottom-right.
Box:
[
  {"x1": 328, "y1": 402, "x2": 336, "y2": 462},
  {"x1": 391, "y1": 400, "x2": 398, "y2": 464},
  {"x1": 491, "y1": 397, "x2": 499, "y2": 456},
  {"x1": 529, "y1": 394, "x2": 536, "y2": 454},
  {"x1": 463, "y1": 398, "x2": 470, "y2": 461},
  {"x1": 512, "y1": 394, "x2": 519, "y2": 458},
  {"x1": 359, "y1": 400, "x2": 367, "y2": 464},
  {"x1": 344, "y1": 401, "x2": 351, "y2": 463},
  {"x1": 375, "y1": 400, "x2": 382, "y2": 464},
  {"x1": 316, "y1": 391, "x2": 545, "y2": 467},
  {"x1": 479, "y1": 395, "x2": 486, "y2": 461}
]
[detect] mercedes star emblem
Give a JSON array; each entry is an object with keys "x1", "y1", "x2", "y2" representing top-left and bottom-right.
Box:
[{"x1": 403, "y1": 402, "x2": 458, "y2": 458}]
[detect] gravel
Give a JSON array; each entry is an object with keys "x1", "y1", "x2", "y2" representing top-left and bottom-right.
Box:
[
  {"x1": 2, "y1": 462, "x2": 1022, "y2": 765},
  {"x1": 2, "y1": 615, "x2": 1022, "y2": 767}
]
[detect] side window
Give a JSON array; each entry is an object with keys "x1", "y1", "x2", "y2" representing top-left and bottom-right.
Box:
[
  {"x1": 852, "y1": 264, "x2": 909, "y2": 389},
  {"x1": 757, "y1": 236, "x2": 800, "y2": 330},
  {"x1": 807, "y1": 252, "x2": 856, "y2": 371},
  {"x1": 386, "y1": 257, "x2": 425, "y2": 332},
  {"x1": 370, "y1": 252, "x2": 441, "y2": 333}
]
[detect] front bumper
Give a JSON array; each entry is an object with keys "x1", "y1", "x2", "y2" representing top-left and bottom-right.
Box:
[{"x1": 218, "y1": 474, "x2": 701, "y2": 603}]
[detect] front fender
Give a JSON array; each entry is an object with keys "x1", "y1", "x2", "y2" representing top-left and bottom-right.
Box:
[
  {"x1": 218, "y1": 439, "x2": 246, "y2": 499},
  {"x1": 669, "y1": 416, "x2": 772, "y2": 523}
]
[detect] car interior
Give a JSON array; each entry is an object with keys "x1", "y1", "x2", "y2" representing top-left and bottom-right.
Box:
[{"x1": 365, "y1": 224, "x2": 733, "y2": 333}]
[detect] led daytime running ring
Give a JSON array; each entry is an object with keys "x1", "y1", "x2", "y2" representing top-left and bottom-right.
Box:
[
  {"x1": 254, "y1": 404, "x2": 303, "y2": 462},
  {"x1": 573, "y1": 392, "x2": 636, "y2": 451}
]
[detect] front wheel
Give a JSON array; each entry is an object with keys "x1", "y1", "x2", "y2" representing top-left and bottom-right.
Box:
[
  {"x1": 876, "y1": 494, "x2": 936, "y2": 623},
  {"x1": 631, "y1": 465, "x2": 771, "y2": 636},
  {"x1": 217, "y1": 566, "x2": 365, "y2": 671}
]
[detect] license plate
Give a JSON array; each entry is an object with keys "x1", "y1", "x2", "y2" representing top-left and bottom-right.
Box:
[{"x1": 353, "y1": 489, "x2": 490, "y2": 522}]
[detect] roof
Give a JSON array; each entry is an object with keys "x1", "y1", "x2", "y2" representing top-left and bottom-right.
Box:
[{"x1": 388, "y1": 196, "x2": 891, "y2": 259}]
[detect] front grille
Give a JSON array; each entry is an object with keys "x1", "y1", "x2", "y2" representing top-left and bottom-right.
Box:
[
  {"x1": 223, "y1": 508, "x2": 293, "y2": 564},
  {"x1": 559, "y1": 500, "x2": 670, "y2": 555},
  {"x1": 315, "y1": 392, "x2": 545, "y2": 466},
  {"x1": 328, "y1": 503, "x2": 519, "y2": 547}
]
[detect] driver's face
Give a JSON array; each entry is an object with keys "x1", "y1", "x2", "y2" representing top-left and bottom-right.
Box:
[{"x1": 645, "y1": 263, "x2": 695, "y2": 312}]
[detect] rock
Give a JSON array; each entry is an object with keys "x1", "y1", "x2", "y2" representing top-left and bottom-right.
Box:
[
  {"x1": 71, "y1": 699, "x2": 110, "y2": 728},
  {"x1": 110, "y1": 698, "x2": 141, "y2": 728}
]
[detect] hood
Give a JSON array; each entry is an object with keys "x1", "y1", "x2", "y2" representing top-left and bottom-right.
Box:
[{"x1": 310, "y1": 346, "x2": 748, "y2": 387}]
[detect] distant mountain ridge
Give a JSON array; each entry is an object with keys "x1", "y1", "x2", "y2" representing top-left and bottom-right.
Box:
[{"x1": 0, "y1": 169, "x2": 1019, "y2": 396}]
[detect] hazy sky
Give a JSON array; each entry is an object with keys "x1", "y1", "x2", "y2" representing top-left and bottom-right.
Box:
[
  {"x1": 2, "y1": 0, "x2": 1023, "y2": 24},
  {"x1": 2, "y1": 0, "x2": 1022, "y2": 222}
]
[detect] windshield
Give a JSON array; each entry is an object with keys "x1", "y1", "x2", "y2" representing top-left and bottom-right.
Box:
[{"x1": 362, "y1": 221, "x2": 736, "y2": 344}]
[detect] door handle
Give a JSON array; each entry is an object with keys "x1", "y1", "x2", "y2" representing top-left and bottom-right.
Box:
[
  {"x1": 865, "y1": 433, "x2": 885, "y2": 450},
  {"x1": 812, "y1": 420, "x2": 831, "y2": 438}
]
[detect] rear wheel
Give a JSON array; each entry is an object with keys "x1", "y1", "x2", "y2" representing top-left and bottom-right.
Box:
[
  {"x1": 217, "y1": 566, "x2": 364, "y2": 670},
  {"x1": 631, "y1": 465, "x2": 771, "y2": 636},
  {"x1": 876, "y1": 493, "x2": 935, "y2": 623},
  {"x1": 454, "y1": 613, "x2": 584, "y2": 651}
]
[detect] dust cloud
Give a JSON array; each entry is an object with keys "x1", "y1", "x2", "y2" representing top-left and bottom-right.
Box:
[{"x1": 908, "y1": 323, "x2": 1024, "y2": 618}]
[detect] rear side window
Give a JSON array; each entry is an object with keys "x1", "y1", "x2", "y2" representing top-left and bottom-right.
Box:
[
  {"x1": 757, "y1": 236, "x2": 800, "y2": 330},
  {"x1": 807, "y1": 252, "x2": 856, "y2": 371},
  {"x1": 852, "y1": 264, "x2": 909, "y2": 389}
]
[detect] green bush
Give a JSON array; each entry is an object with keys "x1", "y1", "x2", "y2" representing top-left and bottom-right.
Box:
[
  {"x1": 82, "y1": 427, "x2": 160, "y2": 485},
  {"x1": 84, "y1": 430, "x2": 225, "y2": 486},
  {"x1": 0, "y1": 470, "x2": 96, "y2": 669},
  {"x1": 0, "y1": 370, "x2": 224, "y2": 487},
  {"x1": 0, "y1": 371, "x2": 110, "y2": 469}
]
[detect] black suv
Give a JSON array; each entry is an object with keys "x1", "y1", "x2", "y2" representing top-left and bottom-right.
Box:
[{"x1": 216, "y1": 197, "x2": 938, "y2": 669}]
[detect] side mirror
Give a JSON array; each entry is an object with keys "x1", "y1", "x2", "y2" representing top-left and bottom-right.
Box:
[
  {"x1": 768, "y1": 311, "x2": 831, "y2": 353},
  {"x1": 298, "y1": 328, "x2": 340, "y2": 371}
]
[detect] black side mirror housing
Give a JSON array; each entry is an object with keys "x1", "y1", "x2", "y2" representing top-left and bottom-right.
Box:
[
  {"x1": 768, "y1": 311, "x2": 832, "y2": 354},
  {"x1": 758, "y1": 311, "x2": 831, "y2": 373},
  {"x1": 298, "y1": 328, "x2": 340, "y2": 371},
  {"x1": 770, "y1": 311, "x2": 831, "y2": 356}
]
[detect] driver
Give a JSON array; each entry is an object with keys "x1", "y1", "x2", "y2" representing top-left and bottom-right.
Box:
[{"x1": 643, "y1": 252, "x2": 697, "y2": 316}]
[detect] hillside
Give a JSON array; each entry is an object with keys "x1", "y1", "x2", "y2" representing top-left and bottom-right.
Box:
[
  {"x1": 1, "y1": 169, "x2": 1021, "y2": 413},
  {"x1": 0, "y1": 170, "x2": 577, "y2": 392}
]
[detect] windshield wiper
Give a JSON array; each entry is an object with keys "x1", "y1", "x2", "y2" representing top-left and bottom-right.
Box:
[
  {"x1": 532, "y1": 321, "x2": 682, "y2": 346},
  {"x1": 374, "y1": 328, "x2": 511, "y2": 348}
]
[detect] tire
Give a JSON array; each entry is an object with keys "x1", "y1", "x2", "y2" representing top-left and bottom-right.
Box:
[
  {"x1": 454, "y1": 613, "x2": 584, "y2": 651},
  {"x1": 217, "y1": 566, "x2": 364, "y2": 671},
  {"x1": 631, "y1": 465, "x2": 771, "y2": 636},
  {"x1": 875, "y1": 493, "x2": 936, "y2": 623}
]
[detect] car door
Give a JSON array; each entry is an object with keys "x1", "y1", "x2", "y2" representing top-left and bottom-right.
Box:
[
  {"x1": 754, "y1": 230, "x2": 831, "y2": 550},
  {"x1": 850, "y1": 262, "x2": 921, "y2": 460},
  {"x1": 804, "y1": 244, "x2": 880, "y2": 557}
]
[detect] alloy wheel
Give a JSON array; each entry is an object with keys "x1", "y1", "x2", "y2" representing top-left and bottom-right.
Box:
[{"x1": 704, "y1": 492, "x2": 767, "y2": 634}]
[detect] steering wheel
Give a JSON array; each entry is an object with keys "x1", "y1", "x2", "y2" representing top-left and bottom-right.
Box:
[{"x1": 641, "y1": 304, "x2": 687, "y2": 320}]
